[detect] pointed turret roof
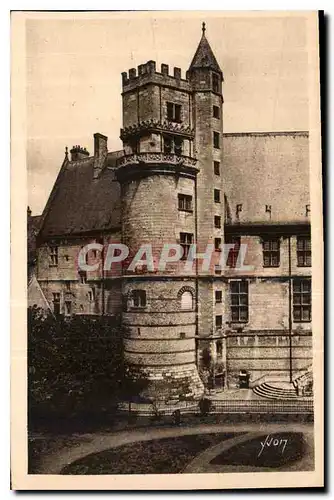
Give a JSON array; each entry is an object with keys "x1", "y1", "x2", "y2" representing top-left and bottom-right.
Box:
[{"x1": 189, "y1": 22, "x2": 222, "y2": 75}]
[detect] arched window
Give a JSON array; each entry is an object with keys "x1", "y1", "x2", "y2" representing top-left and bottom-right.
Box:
[{"x1": 180, "y1": 290, "x2": 193, "y2": 310}]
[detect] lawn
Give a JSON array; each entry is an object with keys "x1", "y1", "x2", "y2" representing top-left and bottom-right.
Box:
[{"x1": 61, "y1": 433, "x2": 240, "y2": 474}]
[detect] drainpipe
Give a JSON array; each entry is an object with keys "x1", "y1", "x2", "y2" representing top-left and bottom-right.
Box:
[{"x1": 288, "y1": 236, "x2": 293, "y2": 383}]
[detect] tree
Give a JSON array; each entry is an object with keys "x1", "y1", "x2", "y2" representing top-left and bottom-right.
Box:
[{"x1": 28, "y1": 306, "x2": 148, "y2": 423}]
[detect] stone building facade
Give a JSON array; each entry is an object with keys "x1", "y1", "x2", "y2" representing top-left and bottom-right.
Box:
[{"x1": 32, "y1": 24, "x2": 312, "y2": 397}]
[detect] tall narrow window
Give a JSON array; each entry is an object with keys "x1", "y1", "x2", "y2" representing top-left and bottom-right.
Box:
[
  {"x1": 216, "y1": 340, "x2": 223, "y2": 357},
  {"x1": 178, "y1": 194, "x2": 193, "y2": 212},
  {"x1": 49, "y1": 246, "x2": 58, "y2": 266},
  {"x1": 215, "y1": 290, "x2": 222, "y2": 303},
  {"x1": 214, "y1": 189, "x2": 221, "y2": 203},
  {"x1": 293, "y1": 279, "x2": 311, "y2": 322},
  {"x1": 65, "y1": 301, "x2": 72, "y2": 315},
  {"x1": 213, "y1": 105, "x2": 220, "y2": 119},
  {"x1": 212, "y1": 73, "x2": 220, "y2": 93},
  {"x1": 213, "y1": 132, "x2": 220, "y2": 149},
  {"x1": 167, "y1": 102, "x2": 182, "y2": 123},
  {"x1": 214, "y1": 161, "x2": 220, "y2": 176},
  {"x1": 225, "y1": 236, "x2": 241, "y2": 268},
  {"x1": 163, "y1": 136, "x2": 172, "y2": 154},
  {"x1": 297, "y1": 236, "x2": 311, "y2": 267},
  {"x1": 214, "y1": 238, "x2": 221, "y2": 252},
  {"x1": 262, "y1": 238, "x2": 280, "y2": 267},
  {"x1": 52, "y1": 292, "x2": 61, "y2": 316},
  {"x1": 132, "y1": 290, "x2": 147, "y2": 308},
  {"x1": 180, "y1": 232, "x2": 193, "y2": 260},
  {"x1": 230, "y1": 280, "x2": 249, "y2": 322},
  {"x1": 214, "y1": 215, "x2": 221, "y2": 228},
  {"x1": 215, "y1": 315, "x2": 223, "y2": 329},
  {"x1": 174, "y1": 137, "x2": 183, "y2": 156}
]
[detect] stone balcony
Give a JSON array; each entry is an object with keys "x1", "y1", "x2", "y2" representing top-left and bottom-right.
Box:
[{"x1": 115, "y1": 152, "x2": 198, "y2": 181}]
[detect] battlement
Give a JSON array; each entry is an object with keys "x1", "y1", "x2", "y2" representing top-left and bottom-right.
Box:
[{"x1": 121, "y1": 61, "x2": 190, "y2": 93}]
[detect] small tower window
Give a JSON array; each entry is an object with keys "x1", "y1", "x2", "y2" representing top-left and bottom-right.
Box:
[
  {"x1": 215, "y1": 315, "x2": 223, "y2": 329},
  {"x1": 174, "y1": 137, "x2": 183, "y2": 156},
  {"x1": 163, "y1": 135, "x2": 183, "y2": 155},
  {"x1": 180, "y1": 291, "x2": 193, "y2": 310},
  {"x1": 214, "y1": 238, "x2": 221, "y2": 252},
  {"x1": 214, "y1": 161, "x2": 220, "y2": 175},
  {"x1": 215, "y1": 290, "x2": 222, "y2": 303},
  {"x1": 213, "y1": 132, "x2": 220, "y2": 149},
  {"x1": 214, "y1": 215, "x2": 221, "y2": 228},
  {"x1": 132, "y1": 290, "x2": 147, "y2": 308},
  {"x1": 214, "y1": 189, "x2": 221, "y2": 203},
  {"x1": 178, "y1": 194, "x2": 193, "y2": 212},
  {"x1": 180, "y1": 232, "x2": 193, "y2": 260},
  {"x1": 212, "y1": 73, "x2": 220, "y2": 93},
  {"x1": 213, "y1": 105, "x2": 220, "y2": 119},
  {"x1": 167, "y1": 102, "x2": 182, "y2": 123},
  {"x1": 163, "y1": 136, "x2": 172, "y2": 154}
]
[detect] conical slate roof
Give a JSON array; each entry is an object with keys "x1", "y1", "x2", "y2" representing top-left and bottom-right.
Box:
[{"x1": 189, "y1": 23, "x2": 222, "y2": 74}]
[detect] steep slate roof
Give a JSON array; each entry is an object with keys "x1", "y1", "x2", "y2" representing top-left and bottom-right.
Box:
[
  {"x1": 223, "y1": 132, "x2": 310, "y2": 225},
  {"x1": 39, "y1": 151, "x2": 123, "y2": 239},
  {"x1": 189, "y1": 25, "x2": 222, "y2": 74}
]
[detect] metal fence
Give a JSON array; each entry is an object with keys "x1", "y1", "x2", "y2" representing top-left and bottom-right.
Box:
[{"x1": 118, "y1": 398, "x2": 314, "y2": 417}]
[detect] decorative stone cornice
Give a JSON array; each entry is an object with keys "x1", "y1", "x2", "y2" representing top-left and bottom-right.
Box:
[
  {"x1": 120, "y1": 119, "x2": 195, "y2": 141},
  {"x1": 116, "y1": 152, "x2": 198, "y2": 182},
  {"x1": 117, "y1": 152, "x2": 197, "y2": 169}
]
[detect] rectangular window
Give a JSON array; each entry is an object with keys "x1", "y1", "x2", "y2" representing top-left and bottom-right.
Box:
[
  {"x1": 163, "y1": 135, "x2": 183, "y2": 155},
  {"x1": 163, "y1": 135, "x2": 172, "y2": 154},
  {"x1": 215, "y1": 315, "x2": 223, "y2": 329},
  {"x1": 180, "y1": 232, "x2": 194, "y2": 260},
  {"x1": 214, "y1": 189, "x2": 221, "y2": 203},
  {"x1": 225, "y1": 236, "x2": 241, "y2": 268},
  {"x1": 213, "y1": 105, "x2": 220, "y2": 119},
  {"x1": 215, "y1": 290, "x2": 222, "y2": 303},
  {"x1": 88, "y1": 289, "x2": 95, "y2": 302},
  {"x1": 65, "y1": 301, "x2": 72, "y2": 315},
  {"x1": 65, "y1": 281, "x2": 71, "y2": 292},
  {"x1": 53, "y1": 292, "x2": 60, "y2": 316},
  {"x1": 174, "y1": 137, "x2": 183, "y2": 156},
  {"x1": 132, "y1": 290, "x2": 147, "y2": 308},
  {"x1": 214, "y1": 237, "x2": 221, "y2": 252},
  {"x1": 214, "y1": 161, "x2": 220, "y2": 176},
  {"x1": 214, "y1": 215, "x2": 221, "y2": 228},
  {"x1": 263, "y1": 238, "x2": 280, "y2": 267},
  {"x1": 49, "y1": 246, "x2": 58, "y2": 266},
  {"x1": 178, "y1": 194, "x2": 193, "y2": 212},
  {"x1": 167, "y1": 102, "x2": 182, "y2": 123},
  {"x1": 293, "y1": 279, "x2": 311, "y2": 322},
  {"x1": 212, "y1": 73, "x2": 220, "y2": 93},
  {"x1": 79, "y1": 270, "x2": 87, "y2": 284},
  {"x1": 216, "y1": 340, "x2": 223, "y2": 357},
  {"x1": 230, "y1": 280, "x2": 249, "y2": 322},
  {"x1": 297, "y1": 236, "x2": 311, "y2": 267},
  {"x1": 213, "y1": 131, "x2": 220, "y2": 149}
]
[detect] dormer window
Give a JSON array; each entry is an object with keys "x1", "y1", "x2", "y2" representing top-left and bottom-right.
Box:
[{"x1": 167, "y1": 102, "x2": 182, "y2": 123}]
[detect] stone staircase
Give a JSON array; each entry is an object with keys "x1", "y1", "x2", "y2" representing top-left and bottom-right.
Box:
[{"x1": 252, "y1": 381, "x2": 298, "y2": 400}]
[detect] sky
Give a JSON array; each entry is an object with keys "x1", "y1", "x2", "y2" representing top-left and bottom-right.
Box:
[{"x1": 26, "y1": 12, "x2": 309, "y2": 215}]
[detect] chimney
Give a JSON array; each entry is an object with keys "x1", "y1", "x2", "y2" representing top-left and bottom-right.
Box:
[
  {"x1": 93, "y1": 133, "x2": 108, "y2": 179},
  {"x1": 70, "y1": 145, "x2": 90, "y2": 161},
  {"x1": 27, "y1": 206, "x2": 32, "y2": 218},
  {"x1": 174, "y1": 67, "x2": 181, "y2": 79}
]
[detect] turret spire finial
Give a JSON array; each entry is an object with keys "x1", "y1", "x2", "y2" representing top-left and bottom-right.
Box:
[{"x1": 202, "y1": 22, "x2": 206, "y2": 35}]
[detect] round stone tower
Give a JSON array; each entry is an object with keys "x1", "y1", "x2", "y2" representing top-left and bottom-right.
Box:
[{"x1": 116, "y1": 59, "x2": 204, "y2": 400}]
